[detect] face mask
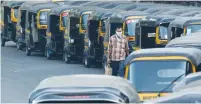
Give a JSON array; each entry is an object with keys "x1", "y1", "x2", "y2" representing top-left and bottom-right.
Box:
[{"x1": 116, "y1": 31, "x2": 122, "y2": 37}]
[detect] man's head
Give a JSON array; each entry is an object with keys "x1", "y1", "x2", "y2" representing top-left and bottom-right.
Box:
[{"x1": 116, "y1": 26, "x2": 123, "y2": 37}]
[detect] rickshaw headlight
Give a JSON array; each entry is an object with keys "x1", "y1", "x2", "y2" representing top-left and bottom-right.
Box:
[{"x1": 69, "y1": 39, "x2": 74, "y2": 43}]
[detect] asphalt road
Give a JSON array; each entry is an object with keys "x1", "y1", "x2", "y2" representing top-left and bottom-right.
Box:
[{"x1": 1, "y1": 41, "x2": 104, "y2": 103}]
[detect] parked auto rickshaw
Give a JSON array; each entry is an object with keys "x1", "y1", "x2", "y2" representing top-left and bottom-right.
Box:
[
  {"x1": 29, "y1": 75, "x2": 141, "y2": 103},
  {"x1": 25, "y1": 2, "x2": 58, "y2": 56},
  {"x1": 83, "y1": 8, "x2": 112, "y2": 67},
  {"x1": 63, "y1": 7, "x2": 97, "y2": 63},
  {"x1": 167, "y1": 17, "x2": 201, "y2": 41},
  {"x1": 16, "y1": 1, "x2": 43, "y2": 50},
  {"x1": 134, "y1": 15, "x2": 175, "y2": 50},
  {"x1": 45, "y1": 5, "x2": 72, "y2": 59},
  {"x1": 1, "y1": 1, "x2": 24, "y2": 47},
  {"x1": 145, "y1": 75, "x2": 201, "y2": 103},
  {"x1": 124, "y1": 47, "x2": 201, "y2": 101},
  {"x1": 173, "y1": 72, "x2": 201, "y2": 92},
  {"x1": 166, "y1": 30, "x2": 201, "y2": 50}
]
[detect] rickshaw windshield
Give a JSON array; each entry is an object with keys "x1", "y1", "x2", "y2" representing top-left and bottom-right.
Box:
[
  {"x1": 128, "y1": 60, "x2": 187, "y2": 92},
  {"x1": 159, "y1": 26, "x2": 168, "y2": 40},
  {"x1": 81, "y1": 14, "x2": 89, "y2": 30},
  {"x1": 125, "y1": 19, "x2": 138, "y2": 36},
  {"x1": 186, "y1": 24, "x2": 201, "y2": 35},
  {"x1": 14, "y1": 8, "x2": 18, "y2": 18},
  {"x1": 39, "y1": 11, "x2": 48, "y2": 25}
]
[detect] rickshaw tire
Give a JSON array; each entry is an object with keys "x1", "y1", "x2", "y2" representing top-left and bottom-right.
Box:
[
  {"x1": 1, "y1": 37, "x2": 5, "y2": 47},
  {"x1": 16, "y1": 42, "x2": 22, "y2": 50},
  {"x1": 64, "y1": 51, "x2": 70, "y2": 64},
  {"x1": 84, "y1": 57, "x2": 91, "y2": 68},
  {"x1": 26, "y1": 45, "x2": 31, "y2": 56}
]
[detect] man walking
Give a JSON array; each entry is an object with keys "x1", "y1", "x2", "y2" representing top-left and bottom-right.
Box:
[{"x1": 107, "y1": 26, "x2": 129, "y2": 77}]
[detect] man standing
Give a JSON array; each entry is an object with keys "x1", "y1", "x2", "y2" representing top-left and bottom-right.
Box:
[{"x1": 107, "y1": 27, "x2": 129, "y2": 77}]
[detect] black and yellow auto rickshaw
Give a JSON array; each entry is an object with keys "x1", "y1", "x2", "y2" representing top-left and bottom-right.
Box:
[
  {"x1": 29, "y1": 75, "x2": 141, "y2": 103},
  {"x1": 16, "y1": 1, "x2": 43, "y2": 50},
  {"x1": 45, "y1": 5, "x2": 71, "y2": 59},
  {"x1": 63, "y1": 7, "x2": 94, "y2": 63},
  {"x1": 167, "y1": 17, "x2": 201, "y2": 42},
  {"x1": 1, "y1": 1, "x2": 24, "y2": 47},
  {"x1": 165, "y1": 30, "x2": 201, "y2": 50},
  {"x1": 25, "y1": 2, "x2": 58, "y2": 56},
  {"x1": 134, "y1": 15, "x2": 175, "y2": 50},
  {"x1": 123, "y1": 47, "x2": 201, "y2": 101},
  {"x1": 83, "y1": 8, "x2": 112, "y2": 67}
]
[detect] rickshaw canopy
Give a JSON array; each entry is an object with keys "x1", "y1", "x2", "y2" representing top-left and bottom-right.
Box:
[
  {"x1": 173, "y1": 72, "x2": 201, "y2": 92},
  {"x1": 2, "y1": 1, "x2": 24, "y2": 8},
  {"x1": 165, "y1": 30, "x2": 201, "y2": 50},
  {"x1": 168, "y1": 17, "x2": 201, "y2": 29},
  {"x1": 124, "y1": 47, "x2": 201, "y2": 67},
  {"x1": 28, "y1": 2, "x2": 59, "y2": 13},
  {"x1": 48, "y1": 5, "x2": 71, "y2": 16},
  {"x1": 29, "y1": 75, "x2": 140, "y2": 103},
  {"x1": 19, "y1": 1, "x2": 47, "y2": 11},
  {"x1": 138, "y1": 15, "x2": 176, "y2": 27}
]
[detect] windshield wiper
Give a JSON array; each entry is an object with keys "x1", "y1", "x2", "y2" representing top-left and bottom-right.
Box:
[{"x1": 157, "y1": 73, "x2": 185, "y2": 97}]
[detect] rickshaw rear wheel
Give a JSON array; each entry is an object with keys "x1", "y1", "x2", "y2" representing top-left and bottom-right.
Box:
[
  {"x1": 46, "y1": 47, "x2": 52, "y2": 60},
  {"x1": 26, "y1": 45, "x2": 31, "y2": 56},
  {"x1": 64, "y1": 50, "x2": 70, "y2": 64},
  {"x1": 84, "y1": 57, "x2": 91, "y2": 68},
  {"x1": 1, "y1": 37, "x2": 5, "y2": 47}
]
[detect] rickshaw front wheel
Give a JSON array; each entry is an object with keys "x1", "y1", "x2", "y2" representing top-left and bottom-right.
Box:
[
  {"x1": 26, "y1": 45, "x2": 31, "y2": 56},
  {"x1": 64, "y1": 50, "x2": 70, "y2": 64}
]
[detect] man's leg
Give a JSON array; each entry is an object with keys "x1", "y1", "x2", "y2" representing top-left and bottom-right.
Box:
[
  {"x1": 118, "y1": 60, "x2": 125, "y2": 77},
  {"x1": 110, "y1": 61, "x2": 119, "y2": 76}
]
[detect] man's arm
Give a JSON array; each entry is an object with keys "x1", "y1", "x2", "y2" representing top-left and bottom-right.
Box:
[{"x1": 125, "y1": 39, "x2": 129, "y2": 56}]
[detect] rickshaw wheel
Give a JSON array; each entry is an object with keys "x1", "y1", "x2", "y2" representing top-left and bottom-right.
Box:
[
  {"x1": 46, "y1": 47, "x2": 52, "y2": 60},
  {"x1": 16, "y1": 42, "x2": 22, "y2": 50},
  {"x1": 1, "y1": 37, "x2": 5, "y2": 47},
  {"x1": 64, "y1": 50, "x2": 70, "y2": 64},
  {"x1": 84, "y1": 57, "x2": 91, "y2": 68},
  {"x1": 26, "y1": 45, "x2": 31, "y2": 56}
]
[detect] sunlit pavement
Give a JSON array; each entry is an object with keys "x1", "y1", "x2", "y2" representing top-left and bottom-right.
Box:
[{"x1": 1, "y1": 41, "x2": 104, "y2": 103}]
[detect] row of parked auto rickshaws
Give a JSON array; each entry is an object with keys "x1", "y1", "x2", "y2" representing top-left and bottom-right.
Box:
[{"x1": 1, "y1": 0, "x2": 201, "y2": 103}]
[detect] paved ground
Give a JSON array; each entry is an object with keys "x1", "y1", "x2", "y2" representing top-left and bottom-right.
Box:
[{"x1": 1, "y1": 41, "x2": 104, "y2": 103}]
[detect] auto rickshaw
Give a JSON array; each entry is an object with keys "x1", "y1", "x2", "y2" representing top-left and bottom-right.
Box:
[
  {"x1": 83, "y1": 8, "x2": 113, "y2": 67},
  {"x1": 124, "y1": 47, "x2": 201, "y2": 101},
  {"x1": 145, "y1": 76, "x2": 201, "y2": 103},
  {"x1": 1, "y1": 1, "x2": 24, "y2": 47},
  {"x1": 63, "y1": 7, "x2": 98, "y2": 63},
  {"x1": 167, "y1": 17, "x2": 201, "y2": 42},
  {"x1": 29, "y1": 75, "x2": 141, "y2": 103},
  {"x1": 45, "y1": 5, "x2": 73, "y2": 59},
  {"x1": 165, "y1": 30, "x2": 201, "y2": 50},
  {"x1": 25, "y1": 2, "x2": 59, "y2": 56},
  {"x1": 134, "y1": 15, "x2": 175, "y2": 50},
  {"x1": 173, "y1": 72, "x2": 201, "y2": 92},
  {"x1": 16, "y1": 1, "x2": 44, "y2": 50}
]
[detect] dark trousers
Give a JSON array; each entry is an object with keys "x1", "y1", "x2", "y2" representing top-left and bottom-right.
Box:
[{"x1": 110, "y1": 60, "x2": 125, "y2": 77}]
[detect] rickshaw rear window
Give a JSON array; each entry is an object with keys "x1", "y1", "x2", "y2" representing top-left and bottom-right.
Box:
[
  {"x1": 81, "y1": 14, "x2": 89, "y2": 30},
  {"x1": 128, "y1": 60, "x2": 187, "y2": 92},
  {"x1": 186, "y1": 24, "x2": 201, "y2": 35},
  {"x1": 39, "y1": 11, "x2": 48, "y2": 25}
]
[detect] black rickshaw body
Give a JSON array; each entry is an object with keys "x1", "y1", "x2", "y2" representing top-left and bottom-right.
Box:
[
  {"x1": 24, "y1": 2, "x2": 59, "y2": 56},
  {"x1": 167, "y1": 17, "x2": 201, "y2": 42},
  {"x1": 1, "y1": 1, "x2": 24, "y2": 46},
  {"x1": 83, "y1": 8, "x2": 112, "y2": 67},
  {"x1": 16, "y1": 2, "x2": 45, "y2": 50},
  {"x1": 45, "y1": 5, "x2": 72, "y2": 59},
  {"x1": 165, "y1": 30, "x2": 201, "y2": 51},
  {"x1": 124, "y1": 47, "x2": 201, "y2": 101},
  {"x1": 134, "y1": 15, "x2": 176, "y2": 50},
  {"x1": 28, "y1": 75, "x2": 141, "y2": 103}
]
